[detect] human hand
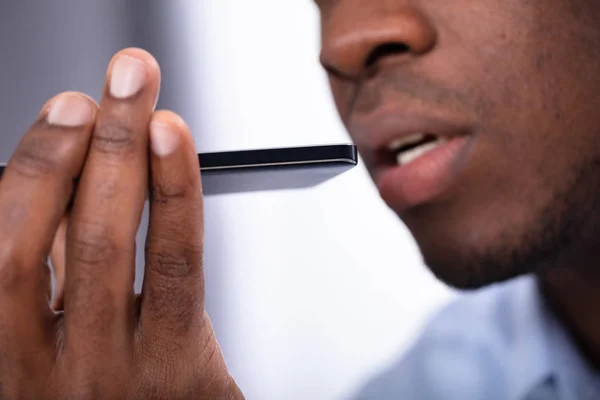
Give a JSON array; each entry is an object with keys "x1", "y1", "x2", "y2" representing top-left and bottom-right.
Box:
[{"x1": 0, "y1": 48, "x2": 243, "y2": 400}]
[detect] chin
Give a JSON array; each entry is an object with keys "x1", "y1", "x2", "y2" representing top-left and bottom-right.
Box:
[
  {"x1": 419, "y1": 244, "x2": 533, "y2": 291},
  {"x1": 399, "y1": 197, "x2": 575, "y2": 291}
]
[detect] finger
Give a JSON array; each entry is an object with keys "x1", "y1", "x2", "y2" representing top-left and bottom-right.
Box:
[
  {"x1": 139, "y1": 111, "x2": 205, "y2": 342},
  {"x1": 0, "y1": 92, "x2": 96, "y2": 358},
  {"x1": 64, "y1": 49, "x2": 161, "y2": 357},
  {"x1": 49, "y1": 214, "x2": 68, "y2": 311}
]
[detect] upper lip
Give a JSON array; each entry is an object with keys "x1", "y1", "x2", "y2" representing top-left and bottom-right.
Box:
[{"x1": 349, "y1": 109, "x2": 472, "y2": 154}]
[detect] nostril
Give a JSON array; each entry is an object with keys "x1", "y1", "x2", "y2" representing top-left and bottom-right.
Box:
[
  {"x1": 365, "y1": 43, "x2": 410, "y2": 68},
  {"x1": 321, "y1": 42, "x2": 413, "y2": 81}
]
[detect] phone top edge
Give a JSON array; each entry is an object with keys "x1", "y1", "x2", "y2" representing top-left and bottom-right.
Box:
[
  {"x1": 0, "y1": 144, "x2": 358, "y2": 176},
  {"x1": 198, "y1": 144, "x2": 357, "y2": 169}
]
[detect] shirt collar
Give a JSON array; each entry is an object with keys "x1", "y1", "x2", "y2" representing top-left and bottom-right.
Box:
[
  {"x1": 510, "y1": 276, "x2": 600, "y2": 399},
  {"x1": 506, "y1": 276, "x2": 554, "y2": 400},
  {"x1": 537, "y1": 278, "x2": 600, "y2": 400}
]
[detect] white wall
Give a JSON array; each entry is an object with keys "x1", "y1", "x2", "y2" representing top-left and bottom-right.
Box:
[
  {"x1": 0, "y1": 1, "x2": 132, "y2": 161},
  {"x1": 173, "y1": 2, "x2": 456, "y2": 399}
]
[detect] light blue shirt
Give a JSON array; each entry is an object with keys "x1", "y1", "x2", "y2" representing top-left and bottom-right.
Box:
[{"x1": 353, "y1": 276, "x2": 600, "y2": 400}]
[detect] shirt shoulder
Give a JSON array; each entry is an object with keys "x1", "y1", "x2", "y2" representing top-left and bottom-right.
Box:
[{"x1": 353, "y1": 276, "x2": 550, "y2": 400}]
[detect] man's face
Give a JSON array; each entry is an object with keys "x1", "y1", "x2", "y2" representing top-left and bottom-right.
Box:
[{"x1": 317, "y1": 0, "x2": 600, "y2": 288}]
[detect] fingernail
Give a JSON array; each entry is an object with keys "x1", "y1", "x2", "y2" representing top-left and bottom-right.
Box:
[
  {"x1": 150, "y1": 122, "x2": 180, "y2": 156},
  {"x1": 47, "y1": 94, "x2": 94, "y2": 127},
  {"x1": 109, "y1": 55, "x2": 148, "y2": 99}
]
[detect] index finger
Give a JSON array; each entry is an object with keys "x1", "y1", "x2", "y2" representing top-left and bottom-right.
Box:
[{"x1": 0, "y1": 92, "x2": 97, "y2": 357}]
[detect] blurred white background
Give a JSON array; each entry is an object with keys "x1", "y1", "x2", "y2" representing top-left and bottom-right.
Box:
[
  {"x1": 177, "y1": 2, "x2": 456, "y2": 399},
  {"x1": 0, "y1": 2, "x2": 456, "y2": 399}
]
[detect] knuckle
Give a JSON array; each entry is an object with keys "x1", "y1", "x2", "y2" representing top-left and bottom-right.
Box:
[
  {"x1": 69, "y1": 222, "x2": 118, "y2": 267},
  {"x1": 10, "y1": 135, "x2": 64, "y2": 179},
  {"x1": 92, "y1": 118, "x2": 137, "y2": 156},
  {"x1": 150, "y1": 181, "x2": 188, "y2": 208},
  {"x1": 143, "y1": 250, "x2": 202, "y2": 335},
  {"x1": 145, "y1": 247, "x2": 198, "y2": 280}
]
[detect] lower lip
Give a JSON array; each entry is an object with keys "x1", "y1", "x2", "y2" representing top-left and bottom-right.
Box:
[{"x1": 376, "y1": 136, "x2": 472, "y2": 212}]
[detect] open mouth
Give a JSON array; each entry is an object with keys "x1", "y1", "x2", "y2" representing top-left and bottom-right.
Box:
[
  {"x1": 388, "y1": 133, "x2": 448, "y2": 166},
  {"x1": 350, "y1": 110, "x2": 474, "y2": 210}
]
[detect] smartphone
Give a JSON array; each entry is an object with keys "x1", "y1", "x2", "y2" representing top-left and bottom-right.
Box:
[{"x1": 0, "y1": 144, "x2": 358, "y2": 195}]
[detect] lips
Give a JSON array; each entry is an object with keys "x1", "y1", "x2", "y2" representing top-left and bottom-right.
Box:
[{"x1": 350, "y1": 111, "x2": 474, "y2": 212}]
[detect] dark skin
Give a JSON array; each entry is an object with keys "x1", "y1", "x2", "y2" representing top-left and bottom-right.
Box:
[
  {"x1": 0, "y1": 48, "x2": 244, "y2": 399},
  {"x1": 318, "y1": 0, "x2": 600, "y2": 368},
  {"x1": 2, "y1": 1, "x2": 600, "y2": 397}
]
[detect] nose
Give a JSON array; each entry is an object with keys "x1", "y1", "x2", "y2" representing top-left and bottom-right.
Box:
[{"x1": 320, "y1": 3, "x2": 437, "y2": 80}]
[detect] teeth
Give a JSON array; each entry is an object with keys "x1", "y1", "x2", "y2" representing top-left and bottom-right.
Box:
[
  {"x1": 396, "y1": 138, "x2": 447, "y2": 165},
  {"x1": 388, "y1": 133, "x2": 428, "y2": 152}
]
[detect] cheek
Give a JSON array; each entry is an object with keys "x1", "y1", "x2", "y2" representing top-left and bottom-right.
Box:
[
  {"x1": 328, "y1": 77, "x2": 355, "y2": 123},
  {"x1": 409, "y1": 22, "x2": 600, "y2": 243},
  {"x1": 479, "y1": 28, "x2": 600, "y2": 189}
]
